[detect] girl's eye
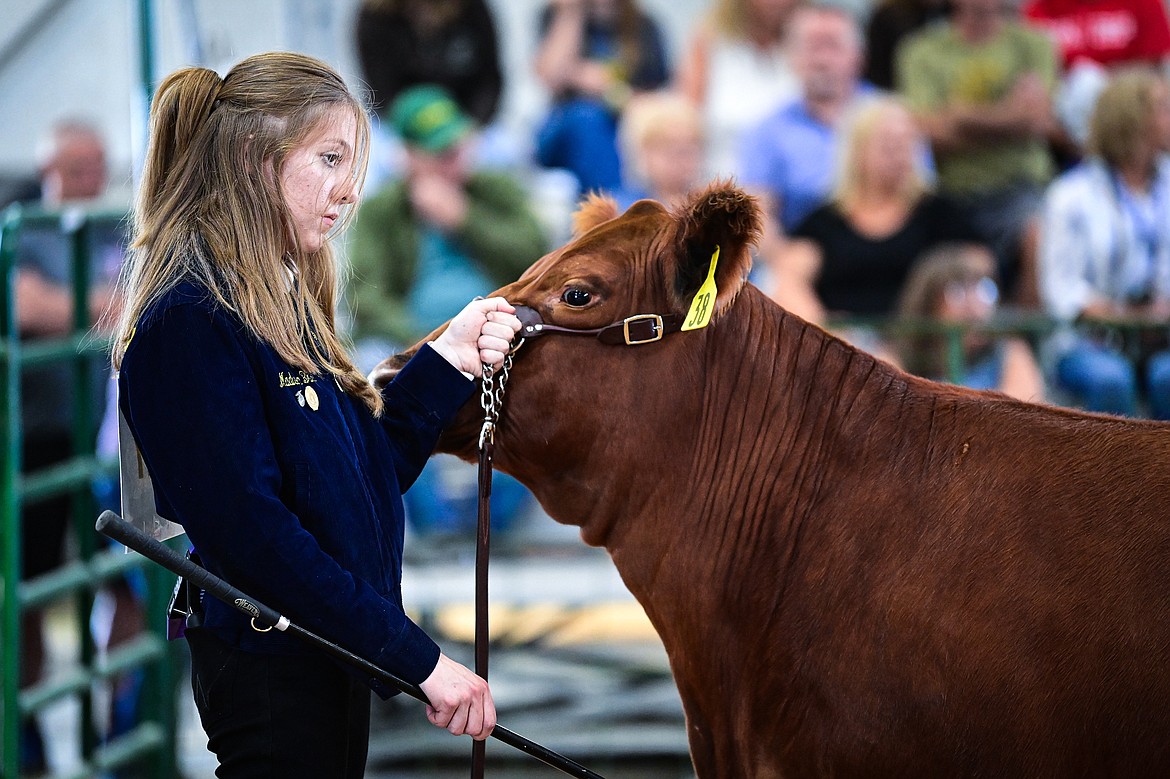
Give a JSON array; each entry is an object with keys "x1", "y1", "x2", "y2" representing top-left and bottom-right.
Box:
[
  {"x1": 323, "y1": 152, "x2": 342, "y2": 167},
  {"x1": 562, "y1": 288, "x2": 592, "y2": 307}
]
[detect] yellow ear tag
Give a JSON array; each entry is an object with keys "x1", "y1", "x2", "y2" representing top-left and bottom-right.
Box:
[{"x1": 682, "y1": 246, "x2": 720, "y2": 331}]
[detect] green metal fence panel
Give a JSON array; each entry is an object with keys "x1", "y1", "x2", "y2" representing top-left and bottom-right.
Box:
[
  {"x1": 0, "y1": 204, "x2": 180, "y2": 778},
  {"x1": 1, "y1": 203, "x2": 23, "y2": 779}
]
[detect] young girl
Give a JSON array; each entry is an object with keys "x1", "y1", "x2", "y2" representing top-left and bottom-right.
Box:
[
  {"x1": 113, "y1": 52, "x2": 516, "y2": 775},
  {"x1": 774, "y1": 96, "x2": 979, "y2": 323}
]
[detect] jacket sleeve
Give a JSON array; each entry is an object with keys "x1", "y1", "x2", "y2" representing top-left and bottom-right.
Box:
[
  {"x1": 120, "y1": 302, "x2": 442, "y2": 684},
  {"x1": 378, "y1": 342, "x2": 477, "y2": 493}
]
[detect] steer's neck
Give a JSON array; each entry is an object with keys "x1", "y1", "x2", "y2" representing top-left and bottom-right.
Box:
[{"x1": 604, "y1": 286, "x2": 919, "y2": 631}]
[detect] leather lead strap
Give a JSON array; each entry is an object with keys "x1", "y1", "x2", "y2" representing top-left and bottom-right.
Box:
[{"x1": 472, "y1": 438, "x2": 493, "y2": 778}]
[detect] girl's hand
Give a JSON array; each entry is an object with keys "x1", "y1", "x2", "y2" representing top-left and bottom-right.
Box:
[
  {"x1": 429, "y1": 297, "x2": 522, "y2": 377},
  {"x1": 419, "y1": 653, "x2": 496, "y2": 740}
]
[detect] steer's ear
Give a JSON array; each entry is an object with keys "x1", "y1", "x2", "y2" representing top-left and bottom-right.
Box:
[{"x1": 670, "y1": 181, "x2": 762, "y2": 317}]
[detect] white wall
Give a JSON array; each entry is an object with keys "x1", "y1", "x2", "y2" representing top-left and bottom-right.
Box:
[{"x1": 0, "y1": 0, "x2": 710, "y2": 197}]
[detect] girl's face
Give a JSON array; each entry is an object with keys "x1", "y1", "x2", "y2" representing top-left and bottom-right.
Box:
[
  {"x1": 280, "y1": 106, "x2": 358, "y2": 254},
  {"x1": 938, "y1": 275, "x2": 999, "y2": 323},
  {"x1": 935, "y1": 250, "x2": 1000, "y2": 325}
]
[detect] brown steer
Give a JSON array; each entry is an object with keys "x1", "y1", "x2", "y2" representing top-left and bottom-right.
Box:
[{"x1": 373, "y1": 182, "x2": 1170, "y2": 778}]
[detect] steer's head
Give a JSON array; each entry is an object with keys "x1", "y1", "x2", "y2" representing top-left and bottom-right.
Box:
[{"x1": 372, "y1": 181, "x2": 761, "y2": 536}]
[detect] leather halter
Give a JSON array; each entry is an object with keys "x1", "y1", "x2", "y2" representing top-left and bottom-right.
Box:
[{"x1": 513, "y1": 305, "x2": 686, "y2": 346}]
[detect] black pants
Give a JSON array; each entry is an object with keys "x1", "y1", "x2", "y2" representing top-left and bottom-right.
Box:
[{"x1": 187, "y1": 628, "x2": 371, "y2": 778}]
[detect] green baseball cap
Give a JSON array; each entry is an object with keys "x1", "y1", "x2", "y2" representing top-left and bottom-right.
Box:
[{"x1": 389, "y1": 85, "x2": 473, "y2": 153}]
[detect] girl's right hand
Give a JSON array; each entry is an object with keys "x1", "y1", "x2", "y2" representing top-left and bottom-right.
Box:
[{"x1": 418, "y1": 653, "x2": 496, "y2": 740}]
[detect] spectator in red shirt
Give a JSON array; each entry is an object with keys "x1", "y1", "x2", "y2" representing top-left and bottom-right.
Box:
[
  {"x1": 1024, "y1": 0, "x2": 1170, "y2": 71},
  {"x1": 1025, "y1": 0, "x2": 1170, "y2": 151}
]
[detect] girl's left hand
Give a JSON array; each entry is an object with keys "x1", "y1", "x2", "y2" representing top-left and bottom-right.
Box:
[{"x1": 430, "y1": 297, "x2": 522, "y2": 378}]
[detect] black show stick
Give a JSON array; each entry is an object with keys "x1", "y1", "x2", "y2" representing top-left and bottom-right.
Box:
[{"x1": 95, "y1": 510, "x2": 606, "y2": 779}]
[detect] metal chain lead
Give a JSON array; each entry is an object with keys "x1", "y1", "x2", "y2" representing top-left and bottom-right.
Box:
[{"x1": 478, "y1": 338, "x2": 523, "y2": 451}]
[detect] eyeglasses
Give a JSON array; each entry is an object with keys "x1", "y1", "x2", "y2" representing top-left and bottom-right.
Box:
[{"x1": 943, "y1": 276, "x2": 999, "y2": 308}]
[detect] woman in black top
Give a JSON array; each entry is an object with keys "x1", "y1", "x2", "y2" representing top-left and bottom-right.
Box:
[
  {"x1": 771, "y1": 96, "x2": 984, "y2": 323},
  {"x1": 793, "y1": 189, "x2": 980, "y2": 317}
]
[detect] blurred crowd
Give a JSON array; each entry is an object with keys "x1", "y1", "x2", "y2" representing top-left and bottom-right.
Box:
[
  {"x1": 4, "y1": 0, "x2": 1170, "y2": 769},
  {"x1": 340, "y1": 0, "x2": 1170, "y2": 418}
]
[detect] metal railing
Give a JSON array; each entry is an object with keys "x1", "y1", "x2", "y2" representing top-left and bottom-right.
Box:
[
  {"x1": 0, "y1": 204, "x2": 179, "y2": 778},
  {"x1": 831, "y1": 308, "x2": 1168, "y2": 397}
]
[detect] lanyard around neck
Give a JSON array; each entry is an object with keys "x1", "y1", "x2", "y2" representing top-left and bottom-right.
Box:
[{"x1": 1109, "y1": 170, "x2": 1167, "y2": 300}]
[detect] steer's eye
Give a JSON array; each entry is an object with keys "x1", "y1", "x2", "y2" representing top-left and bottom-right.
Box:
[{"x1": 562, "y1": 288, "x2": 592, "y2": 307}]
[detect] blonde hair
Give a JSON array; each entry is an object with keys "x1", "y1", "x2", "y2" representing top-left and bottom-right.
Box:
[
  {"x1": 832, "y1": 95, "x2": 930, "y2": 209},
  {"x1": 618, "y1": 91, "x2": 704, "y2": 178},
  {"x1": 1087, "y1": 66, "x2": 1167, "y2": 169},
  {"x1": 710, "y1": 0, "x2": 800, "y2": 41},
  {"x1": 113, "y1": 52, "x2": 382, "y2": 414}
]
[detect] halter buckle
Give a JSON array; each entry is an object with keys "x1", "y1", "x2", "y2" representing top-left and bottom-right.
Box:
[{"x1": 622, "y1": 314, "x2": 664, "y2": 345}]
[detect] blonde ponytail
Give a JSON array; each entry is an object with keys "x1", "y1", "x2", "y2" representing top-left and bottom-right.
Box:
[{"x1": 135, "y1": 67, "x2": 222, "y2": 222}]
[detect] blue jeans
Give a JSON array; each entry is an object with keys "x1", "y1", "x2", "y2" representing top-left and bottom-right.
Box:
[
  {"x1": 1055, "y1": 341, "x2": 1170, "y2": 418},
  {"x1": 535, "y1": 97, "x2": 622, "y2": 195},
  {"x1": 1055, "y1": 342, "x2": 1138, "y2": 416},
  {"x1": 1146, "y1": 351, "x2": 1170, "y2": 420}
]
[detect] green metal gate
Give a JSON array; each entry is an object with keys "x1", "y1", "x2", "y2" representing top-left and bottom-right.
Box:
[{"x1": 0, "y1": 204, "x2": 180, "y2": 778}]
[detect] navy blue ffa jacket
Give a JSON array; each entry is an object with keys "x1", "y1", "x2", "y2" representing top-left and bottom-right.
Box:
[{"x1": 118, "y1": 281, "x2": 474, "y2": 688}]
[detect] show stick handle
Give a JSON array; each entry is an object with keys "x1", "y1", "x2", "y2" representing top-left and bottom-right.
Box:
[
  {"x1": 95, "y1": 509, "x2": 286, "y2": 631},
  {"x1": 94, "y1": 510, "x2": 432, "y2": 703}
]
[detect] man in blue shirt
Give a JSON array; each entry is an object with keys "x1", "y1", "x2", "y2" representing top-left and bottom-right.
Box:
[{"x1": 738, "y1": 6, "x2": 873, "y2": 240}]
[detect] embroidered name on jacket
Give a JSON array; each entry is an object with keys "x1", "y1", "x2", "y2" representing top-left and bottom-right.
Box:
[{"x1": 278, "y1": 370, "x2": 315, "y2": 388}]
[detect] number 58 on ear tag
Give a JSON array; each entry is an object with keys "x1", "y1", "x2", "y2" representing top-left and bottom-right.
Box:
[{"x1": 682, "y1": 246, "x2": 720, "y2": 331}]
